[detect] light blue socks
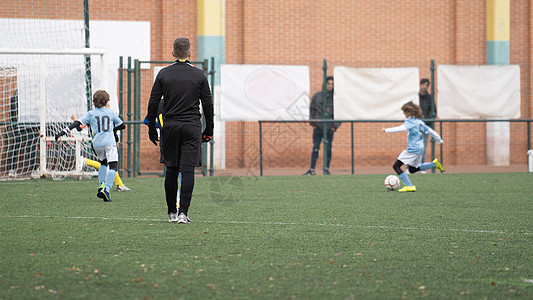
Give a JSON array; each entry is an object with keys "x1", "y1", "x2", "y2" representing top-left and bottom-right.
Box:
[
  {"x1": 399, "y1": 172, "x2": 413, "y2": 187},
  {"x1": 420, "y1": 162, "x2": 436, "y2": 171},
  {"x1": 98, "y1": 165, "x2": 107, "y2": 186},
  {"x1": 105, "y1": 169, "x2": 116, "y2": 190}
]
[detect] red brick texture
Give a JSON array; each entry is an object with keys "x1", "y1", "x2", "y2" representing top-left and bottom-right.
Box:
[
  {"x1": 2, "y1": 0, "x2": 531, "y2": 175},
  {"x1": 225, "y1": 0, "x2": 532, "y2": 173}
]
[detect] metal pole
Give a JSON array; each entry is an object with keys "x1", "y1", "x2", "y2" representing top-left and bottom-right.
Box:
[
  {"x1": 259, "y1": 122, "x2": 263, "y2": 176},
  {"x1": 83, "y1": 0, "x2": 92, "y2": 112},
  {"x1": 209, "y1": 57, "x2": 216, "y2": 176},
  {"x1": 322, "y1": 59, "x2": 329, "y2": 174},
  {"x1": 439, "y1": 121, "x2": 443, "y2": 170},
  {"x1": 118, "y1": 56, "x2": 124, "y2": 177},
  {"x1": 201, "y1": 59, "x2": 208, "y2": 176},
  {"x1": 430, "y1": 59, "x2": 436, "y2": 173},
  {"x1": 351, "y1": 122, "x2": 354, "y2": 175},
  {"x1": 127, "y1": 57, "x2": 132, "y2": 177},
  {"x1": 39, "y1": 57, "x2": 47, "y2": 176},
  {"x1": 527, "y1": 121, "x2": 530, "y2": 150},
  {"x1": 430, "y1": 60, "x2": 436, "y2": 121},
  {"x1": 133, "y1": 59, "x2": 141, "y2": 177}
]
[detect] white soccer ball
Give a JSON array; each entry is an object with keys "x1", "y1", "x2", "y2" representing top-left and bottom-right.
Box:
[{"x1": 384, "y1": 175, "x2": 400, "y2": 191}]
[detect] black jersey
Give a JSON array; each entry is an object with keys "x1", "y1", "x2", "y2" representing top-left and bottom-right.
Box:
[{"x1": 147, "y1": 60, "x2": 213, "y2": 126}]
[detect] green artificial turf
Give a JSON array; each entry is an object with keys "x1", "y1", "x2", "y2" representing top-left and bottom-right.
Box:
[{"x1": 1, "y1": 173, "x2": 532, "y2": 299}]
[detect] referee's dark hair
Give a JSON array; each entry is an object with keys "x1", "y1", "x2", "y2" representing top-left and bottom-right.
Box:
[
  {"x1": 420, "y1": 78, "x2": 430, "y2": 85},
  {"x1": 173, "y1": 38, "x2": 190, "y2": 59}
]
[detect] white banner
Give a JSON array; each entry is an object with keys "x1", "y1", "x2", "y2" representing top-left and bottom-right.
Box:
[
  {"x1": 333, "y1": 67, "x2": 419, "y2": 120},
  {"x1": 437, "y1": 65, "x2": 521, "y2": 119},
  {"x1": 220, "y1": 64, "x2": 310, "y2": 121}
]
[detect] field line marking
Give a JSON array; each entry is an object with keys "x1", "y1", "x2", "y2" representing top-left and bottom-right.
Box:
[{"x1": 1, "y1": 214, "x2": 531, "y2": 235}]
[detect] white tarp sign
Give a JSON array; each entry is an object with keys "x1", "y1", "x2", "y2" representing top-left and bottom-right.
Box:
[
  {"x1": 220, "y1": 64, "x2": 310, "y2": 121},
  {"x1": 437, "y1": 65, "x2": 521, "y2": 119},
  {"x1": 333, "y1": 67, "x2": 419, "y2": 120}
]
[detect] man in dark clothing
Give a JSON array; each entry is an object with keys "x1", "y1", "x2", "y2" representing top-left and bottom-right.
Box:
[
  {"x1": 304, "y1": 76, "x2": 340, "y2": 175},
  {"x1": 419, "y1": 78, "x2": 434, "y2": 167},
  {"x1": 146, "y1": 37, "x2": 214, "y2": 223},
  {"x1": 419, "y1": 78, "x2": 432, "y2": 120}
]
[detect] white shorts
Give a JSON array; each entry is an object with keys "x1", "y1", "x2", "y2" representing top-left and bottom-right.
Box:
[
  {"x1": 397, "y1": 150, "x2": 423, "y2": 168},
  {"x1": 94, "y1": 145, "x2": 119, "y2": 163}
]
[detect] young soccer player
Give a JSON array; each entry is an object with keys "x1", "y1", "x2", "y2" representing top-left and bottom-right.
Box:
[
  {"x1": 71, "y1": 113, "x2": 130, "y2": 192},
  {"x1": 55, "y1": 90, "x2": 125, "y2": 201},
  {"x1": 381, "y1": 101, "x2": 445, "y2": 192}
]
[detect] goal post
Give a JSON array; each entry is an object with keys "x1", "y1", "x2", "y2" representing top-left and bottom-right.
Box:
[{"x1": 0, "y1": 48, "x2": 107, "y2": 180}]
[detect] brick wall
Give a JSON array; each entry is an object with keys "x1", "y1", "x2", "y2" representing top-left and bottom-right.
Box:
[
  {"x1": 2, "y1": 0, "x2": 531, "y2": 174},
  {"x1": 225, "y1": 0, "x2": 532, "y2": 172}
]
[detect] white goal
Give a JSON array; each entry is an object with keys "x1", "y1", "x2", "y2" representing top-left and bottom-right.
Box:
[{"x1": 0, "y1": 48, "x2": 107, "y2": 180}]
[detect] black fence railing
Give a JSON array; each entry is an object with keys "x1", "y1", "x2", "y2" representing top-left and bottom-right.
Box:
[{"x1": 258, "y1": 119, "x2": 533, "y2": 176}]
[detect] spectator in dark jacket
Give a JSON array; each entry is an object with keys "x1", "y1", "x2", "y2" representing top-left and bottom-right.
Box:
[
  {"x1": 304, "y1": 76, "x2": 340, "y2": 175},
  {"x1": 419, "y1": 78, "x2": 434, "y2": 169}
]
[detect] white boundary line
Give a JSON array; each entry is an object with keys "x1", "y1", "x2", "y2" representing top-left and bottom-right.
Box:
[{"x1": 2, "y1": 215, "x2": 531, "y2": 235}]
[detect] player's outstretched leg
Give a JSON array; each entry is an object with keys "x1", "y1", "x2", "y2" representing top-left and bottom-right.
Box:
[
  {"x1": 115, "y1": 174, "x2": 131, "y2": 192},
  {"x1": 86, "y1": 157, "x2": 101, "y2": 169},
  {"x1": 419, "y1": 159, "x2": 445, "y2": 172},
  {"x1": 419, "y1": 161, "x2": 435, "y2": 171},
  {"x1": 432, "y1": 158, "x2": 445, "y2": 172}
]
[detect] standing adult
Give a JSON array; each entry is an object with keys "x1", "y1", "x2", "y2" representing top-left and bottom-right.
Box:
[
  {"x1": 418, "y1": 78, "x2": 434, "y2": 166},
  {"x1": 304, "y1": 76, "x2": 340, "y2": 175},
  {"x1": 146, "y1": 37, "x2": 213, "y2": 223}
]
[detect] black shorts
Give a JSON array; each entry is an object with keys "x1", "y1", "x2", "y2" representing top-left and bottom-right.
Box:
[{"x1": 161, "y1": 120, "x2": 202, "y2": 168}]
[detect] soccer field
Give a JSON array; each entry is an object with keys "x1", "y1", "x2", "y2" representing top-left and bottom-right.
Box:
[{"x1": 1, "y1": 173, "x2": 532, "y2": 299}]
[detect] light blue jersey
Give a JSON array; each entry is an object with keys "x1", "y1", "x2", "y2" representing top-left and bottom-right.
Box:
[
  {"x1": 80, "y1": 107, "x2": 123, "y2": 148},
  {"x1": 402, "y1": 117, "x2": 431, "y2": 154}
]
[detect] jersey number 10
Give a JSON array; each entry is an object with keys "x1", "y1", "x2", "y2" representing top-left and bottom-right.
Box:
[{"x1": 94, "y1": 116, "x2": 111, "y2": 133}]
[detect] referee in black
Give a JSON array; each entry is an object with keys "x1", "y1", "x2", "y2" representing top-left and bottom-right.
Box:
[{"x1": 146, "y1": 37, "x2": 213, "y2": 223}]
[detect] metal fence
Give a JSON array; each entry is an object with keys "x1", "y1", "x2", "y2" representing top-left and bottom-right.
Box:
[
  {"x1": 117, "y1": 56, "x2": 216, "y2": 178},
  {"x1": 226, "y1": 119, "x2": 533, "y2": 176},
  {"x1": 117, "y1": 58, "x2": 532, "y2": 178}
]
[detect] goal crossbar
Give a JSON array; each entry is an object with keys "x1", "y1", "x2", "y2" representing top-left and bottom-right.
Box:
[{"x1": 0, "y1": 48, "x2": 106, "y2": 55}]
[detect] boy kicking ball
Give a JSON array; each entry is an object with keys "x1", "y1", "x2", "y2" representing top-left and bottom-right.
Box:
[{"x1": 381, "y1": 101, "x2": 445, "y2": 192}]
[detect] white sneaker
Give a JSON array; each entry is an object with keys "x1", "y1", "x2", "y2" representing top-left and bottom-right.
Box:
[
  {"x1": 177, "y1": 213, "x2": 191, "y2": 224},
  {"x1": 168, "y1": 212, "x2": 178, "y2": 223},
  {"x1": 116, "y1": 185, "x2": 131, "y2": 192}
]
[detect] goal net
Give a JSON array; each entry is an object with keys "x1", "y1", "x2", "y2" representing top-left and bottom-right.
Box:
[{"x1": 0, "y1": 14, "x2": 107, "y2": 180}]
